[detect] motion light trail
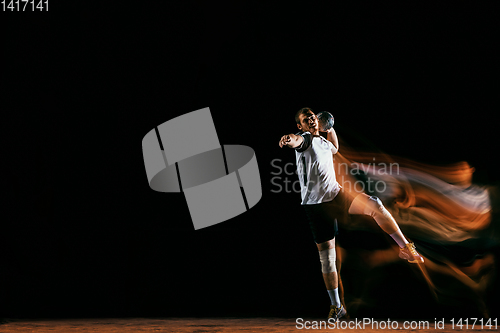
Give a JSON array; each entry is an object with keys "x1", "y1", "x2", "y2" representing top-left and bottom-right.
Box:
[{"x1": 331, "y1": 141, "x2": 497, "y2": 317}]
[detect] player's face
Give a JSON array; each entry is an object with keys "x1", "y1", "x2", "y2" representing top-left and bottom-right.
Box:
[{"x1": 298, "y1": 111, "x2": 319, "y2": 134}]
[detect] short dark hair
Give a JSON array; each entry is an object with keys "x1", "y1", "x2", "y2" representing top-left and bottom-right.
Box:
[{"x1": 295, "y1": 107, "x2": 313, "y2": 124}]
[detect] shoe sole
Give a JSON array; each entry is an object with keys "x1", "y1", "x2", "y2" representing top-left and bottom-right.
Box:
[
  {"x1": 400, "y1": 254, "x2": 424, "y2": 264},
  {"x1": 404, "y1": 257, "x2": 424, "y2": 263}
]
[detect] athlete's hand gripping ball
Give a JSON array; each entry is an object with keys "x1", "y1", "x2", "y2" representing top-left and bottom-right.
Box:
[{"x1": 317, "y1": 111, "x2": 334, "y2": 132}]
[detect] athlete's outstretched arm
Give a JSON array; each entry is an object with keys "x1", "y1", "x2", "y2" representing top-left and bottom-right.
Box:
[
  {"x1": 279, "y1": 133, "x2": 303, "y2": 148},
  {"x1": 326, "y1": 128, "x2": 339, "y2": 154}
]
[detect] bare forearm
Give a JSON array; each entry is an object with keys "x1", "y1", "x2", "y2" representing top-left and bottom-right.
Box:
[
  {"x1": 326, "y1": 128, "x2": 339, "y2": 153},
  {"x1": 288, "y1": 134, "x2": 303, "y2": 147}
]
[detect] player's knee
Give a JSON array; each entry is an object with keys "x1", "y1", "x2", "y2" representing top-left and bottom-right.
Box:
[
  {"x1": 363, "y1": 196, "x2": 384, "y2": 218},
  {"x1": 319, "y1": 248, "x2": 337, "y2": 273}
]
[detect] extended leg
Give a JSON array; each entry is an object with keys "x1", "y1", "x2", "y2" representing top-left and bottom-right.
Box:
[
  {"x1": 317, "y1": 239, "x2": 339, "y2": 295},
  {"x1": 317, "y1": 239, "x2": 346, "y2": 320}
]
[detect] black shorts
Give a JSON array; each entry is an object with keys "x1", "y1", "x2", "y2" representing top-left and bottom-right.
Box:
[{"x1": 302, "y1": 190, "x2": 354, "y2": 244}]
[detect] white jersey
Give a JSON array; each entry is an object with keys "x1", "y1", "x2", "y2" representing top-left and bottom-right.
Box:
[{"x1": 295, "y1": 131, "x2": 340, "y2": 205}]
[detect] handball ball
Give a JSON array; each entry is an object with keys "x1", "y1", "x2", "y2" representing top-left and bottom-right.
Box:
[{"x1": 317, "y1": 111, "x2": 334, "y2": 132}]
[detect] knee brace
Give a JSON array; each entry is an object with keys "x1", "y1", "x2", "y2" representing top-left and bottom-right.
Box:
[
  {"x1": 363, "y1": 196, "x2": 398, "y2": 234},
  {"x1": 319, "y1": 248, "x2": 337, "y2": 274}
]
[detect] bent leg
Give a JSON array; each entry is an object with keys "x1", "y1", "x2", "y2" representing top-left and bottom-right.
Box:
[
  {"x1": 348, "y1": 193, "x2": 408, "y2": 247},
  {"x1": 347, "y1": 194, "x2": 424, "y2": 263}
]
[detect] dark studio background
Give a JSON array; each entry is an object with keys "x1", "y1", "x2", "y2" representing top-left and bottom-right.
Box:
[{"x1": 3, "y1": 2, "x2": 500, "y2": 320}]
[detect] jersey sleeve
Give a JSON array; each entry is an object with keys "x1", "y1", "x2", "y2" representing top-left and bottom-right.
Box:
[{"x1": 295, "y1": 132, "x2": 312, "y2": 152}]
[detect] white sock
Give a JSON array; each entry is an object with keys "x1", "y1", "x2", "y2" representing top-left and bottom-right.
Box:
[
  {"x1": 327, "y1": 288, "x2": 341, "y2": 307},
  {"x1": 389, "y1": 231, "x2": 409, "y2": 248}
]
